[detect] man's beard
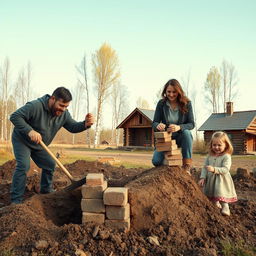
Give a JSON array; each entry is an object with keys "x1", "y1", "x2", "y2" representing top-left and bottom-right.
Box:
[{"x1": 51, "y1": 102, "x2": 64, "y2": 116}]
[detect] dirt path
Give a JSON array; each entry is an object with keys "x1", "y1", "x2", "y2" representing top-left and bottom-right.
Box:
[{"x1": 65, "y1": 149, "x2": 256, "y2": 172}]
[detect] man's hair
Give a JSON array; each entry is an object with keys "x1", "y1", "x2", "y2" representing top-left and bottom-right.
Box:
[{"x1": 52, "y1": 87, "x2": 72, "y2": 102}]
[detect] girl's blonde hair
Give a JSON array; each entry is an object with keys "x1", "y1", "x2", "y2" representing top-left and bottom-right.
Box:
[{"x1": 209, "y1": 131, "x2": 233, "y2": 155}]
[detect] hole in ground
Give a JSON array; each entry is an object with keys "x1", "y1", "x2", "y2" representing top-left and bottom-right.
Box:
[{"x1": 40, "y1": 189, "x2": 83, "y2": 226}]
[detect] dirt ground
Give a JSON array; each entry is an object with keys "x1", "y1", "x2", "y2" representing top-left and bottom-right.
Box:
[{"x1": 0, "y1": 158, "x2": 256, "y2": 256}]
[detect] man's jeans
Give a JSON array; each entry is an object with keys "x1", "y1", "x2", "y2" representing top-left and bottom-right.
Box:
[
  {"x1": 11, "y1": 135, "x2": 56, "y2": 203},
  {"x1": 152, "y1": 130, "x2": 193, "y2": 167}
]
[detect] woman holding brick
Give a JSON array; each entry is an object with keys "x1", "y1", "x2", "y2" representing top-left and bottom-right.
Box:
[{"x1": 152, "y1": 78, "x2": 195, "y2": 173}]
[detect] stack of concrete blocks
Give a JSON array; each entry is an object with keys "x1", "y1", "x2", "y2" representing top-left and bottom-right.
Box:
[
  {"x1": 104, "y1": 187, "x2": 130, "y2": 231},
  {"x1": 81, "y1": 173, "x2": 107, "y2": 225},
  {"x1": 81, "y1": 173, "x2": 130, "y2": 231},
  {"x1": 154, "y1": 131, "x2": 182, "y2": 166}
]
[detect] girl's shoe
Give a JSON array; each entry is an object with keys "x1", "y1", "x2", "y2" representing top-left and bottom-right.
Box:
[
  {"x1": 215, "y1": 201, "x2": 222, "y2": 209},
  {"x1": 221, "y1": 203, "x2": 230, "y2": 216}
]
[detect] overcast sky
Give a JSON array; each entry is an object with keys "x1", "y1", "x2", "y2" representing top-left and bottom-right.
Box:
[{"x1": 1, "y1": 0, "x2": 256, "y2": 129}]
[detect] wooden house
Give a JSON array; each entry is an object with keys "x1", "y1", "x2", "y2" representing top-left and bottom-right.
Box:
[
  {"x1": 116, "y1": 108, "x2": 155, "y2": 147},
  {"x1": 198, "y1": 102, "x2": 256, "y2": 154}
]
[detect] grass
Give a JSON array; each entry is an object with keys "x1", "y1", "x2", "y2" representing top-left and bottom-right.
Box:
[
  {"x1": 221, "y1": 240, "x2": 256, "y2": 256},
  {"x1": 0, "y1": 149, "x2": 14, "y2": 165}
]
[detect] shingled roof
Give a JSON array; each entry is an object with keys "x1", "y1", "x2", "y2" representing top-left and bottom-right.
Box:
[
  {"x1": 198, "y1": 110, "x2": 256, "y2": 131},
  {"x1": 116, "y1": 108, "x2": 155, "y2": 128}
]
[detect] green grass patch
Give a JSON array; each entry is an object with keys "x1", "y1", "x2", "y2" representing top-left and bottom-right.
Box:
[{"x1": 221, "y1": 239, "x2": 256, "y2": 256}]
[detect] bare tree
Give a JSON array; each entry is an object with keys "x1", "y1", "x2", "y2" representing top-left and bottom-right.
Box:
[
  {"x1": 227, "y1": 62, "x2": 238, "y2": 102},
  {"x1": 204, "y1": 66, "x2": 221, "y2": 113},
  {"x1": 92, "y1": 43, "x2": 120, "y2": 147},
  {"x1": 136, "y1": 97, "x2": 150, "y2": 109},
  {"x1": 111, "y1": 82, "x2": 129, "y2": 145},
  {"x1": 14, "y1": 62, "x2": 33, "y2": 107},
  {"x1": 190, "y1": 86, "x2": 198, "y2": 140},
  {"x1": 76, "y1": 54, "x2": 91, "y2": 147},
  {"x1": 71, "y1": 82, "x2": 85, "y2": 144},
  {"x1": 181, "y1": 69, "x2": 191, "y2": 97},
  {"x1": 220, "y1": 60, "x2": 238, "y2": 112},
  {"x1": 0, "y1": 57, "x2": 11, "y2": 141}
]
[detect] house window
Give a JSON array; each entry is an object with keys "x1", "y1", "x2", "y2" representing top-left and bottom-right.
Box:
[{"x1": 139, "y1": 114, "x2": 143, "y2": 124}]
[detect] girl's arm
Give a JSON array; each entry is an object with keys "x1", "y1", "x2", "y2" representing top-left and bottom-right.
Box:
[
  {"x1": 200, "y1": 156, "x2": 209, "y2": 179},
  {"x1": 213, "y1": 154, "x2": 232, "y2": 175}
]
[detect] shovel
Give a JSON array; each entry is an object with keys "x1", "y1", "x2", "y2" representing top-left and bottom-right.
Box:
[{"x1": 39, "y1": 140, "x2": 86, "y2": 191}]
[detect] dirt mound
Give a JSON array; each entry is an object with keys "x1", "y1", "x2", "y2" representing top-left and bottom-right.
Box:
[{"x1": 0, "y1": 160, "x2": 256, "y2": 256}]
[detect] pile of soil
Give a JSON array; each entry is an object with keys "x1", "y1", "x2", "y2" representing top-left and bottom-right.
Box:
[{"x1": 0, "y1": 159, "x2": 256, "y2": 256}]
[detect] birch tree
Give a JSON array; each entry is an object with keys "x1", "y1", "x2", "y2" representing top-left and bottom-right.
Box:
[
  {"x1": 0, "y1": 57, "x2": 11, "y2": 141},
  {"x1": 204, "y1": 66, "x2": 221, "y2": 113},
  {"x1": 76, "y1": 55, "x2": 91, "y2": 147},
  {"x1": 92, "y1": 43, "x2": 120, "y2": 147}
]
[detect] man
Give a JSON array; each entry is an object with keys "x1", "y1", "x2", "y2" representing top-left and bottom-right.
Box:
[{"x1": 9, "y1": 87, "x2": 94, "y2": 204}]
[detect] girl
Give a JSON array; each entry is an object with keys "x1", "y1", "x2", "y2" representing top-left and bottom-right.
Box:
[
  {"x1": 152, "y1": 79, "x2": 195, "y2": 173},
  {"x1": 198, "y1": 131, "x2": 237, "y2": 216}
]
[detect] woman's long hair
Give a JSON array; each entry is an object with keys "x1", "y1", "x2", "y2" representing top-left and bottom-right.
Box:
[{"x1": 161, "y1": 79, "x2": 189, "y2": 113}]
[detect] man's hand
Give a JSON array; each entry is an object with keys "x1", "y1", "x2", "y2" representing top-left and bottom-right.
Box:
[
  {"x1": 167, "y1": 124, "x2": 181, "y2": 133},
  {"x1": 28, "y1": 130, "x2": 42, "y2": 144},
  {"x1": 156, "y1": 123, "x2": 166, "y2": 131},
  {"x1": 198, "y1": 178, "x2": 205, "y2": 187},
  {"x1": 205, "y1": 165, "x2": 215, "y2": 173},
  {"x1": 85, "y1": 113, "x2": 94, "y2": 127}
]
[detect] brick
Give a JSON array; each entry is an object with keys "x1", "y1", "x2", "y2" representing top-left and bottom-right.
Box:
[
  {"x1": 164, "y1": 149, "x2": 181, "y2": 156},
  {"x1": 82, "y1": 212, "x2": 105, "y2": 224},
  {"x1": 164, "y1": 154, "x2": 182, "y2": 161},
  {"x1": 103, "y1": 187, "x2": 128, "y2": 206},
  {"x1": 81, "y1": 180, "x2": 107, "y2": 199},
  {"x1": 86, "y1": 173, "x2": 104, "y2": 186},
  {"x1": 156, "y1": 144, "x2": 178, "y2": 152},
  {"x1": 154, "y1": 132, "x2": 171, "y2": 139},
  {"x1": 163, "y1": 159, "x2": 182, "y2": 166},
  {"x1": 81, "y1": 199, "x2": 105, "y2": 213},
  {"x1": 106, "y1": 203, "x2": 130, "y2": 220},
  {"x1": 105, "y1": 218, "x2": 130, "y2": 231}
]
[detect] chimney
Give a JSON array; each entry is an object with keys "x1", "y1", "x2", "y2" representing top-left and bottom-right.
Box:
[{"x1": 226, "y1": 102, "x2": 233, "y2": 115}]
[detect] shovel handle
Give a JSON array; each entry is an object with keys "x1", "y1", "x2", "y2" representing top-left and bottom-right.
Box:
[{"x1": 39, "y1": 140, "x2": 74, "y2": 181}]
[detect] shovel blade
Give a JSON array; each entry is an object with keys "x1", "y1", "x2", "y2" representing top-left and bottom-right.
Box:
[{"x1": 64, "y1": 177, "x2": 86, "y2": 191}]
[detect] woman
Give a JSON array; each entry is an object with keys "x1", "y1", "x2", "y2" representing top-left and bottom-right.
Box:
[{"x1": 152, "y1": 79, "x2": 195, "y2": 172}]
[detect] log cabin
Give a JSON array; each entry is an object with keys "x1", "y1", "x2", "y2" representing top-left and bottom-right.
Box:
[
  {"x1": 116, "y1": 108, "x2": 155, "y2": 147},
  {"x1": 198, "y1": 102, "x2": 256, "y2": 154}
]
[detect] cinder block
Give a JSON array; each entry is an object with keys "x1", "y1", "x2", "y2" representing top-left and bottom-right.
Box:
[
  {"x1": 82, "y1": 180, "x2": 108, "y2": 199},
  {"x1": 106, "y1": 203, "x2": 130, "y2": 220},
  {"x1": 105, "y1": 218, "x2": 130, "y2": 231},
  {"x1": 81, "y1": 199, "x2": 105, "y2": 213},
  {"x1": 86, "y1": 173, "x2": 104, "y2": 186},
  {"x1": 82, "y1": 212, "x2": 105, "y2": 224},
  {"x1": 103, "y1": 187, "x2": 128, "y2": 206}
]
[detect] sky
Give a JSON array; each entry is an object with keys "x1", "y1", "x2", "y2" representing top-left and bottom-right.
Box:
[{"x1": 1, "y1": 0, "x2": 256, "y2": 129}]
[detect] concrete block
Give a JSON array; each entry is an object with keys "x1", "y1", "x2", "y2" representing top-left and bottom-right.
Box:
[
  {"x1": 81, "y1": 180, "x2": 107, "y2": 199},
  {"x1": 103, "y1": 187, "x2": 128, "y2": 206},
  {"x1": 106, "y1": 203, "x2": 130, "y2": 220},
  {"x1": 81, "y1": 199, "x2": 105, "y2": 213},
  {"x1": 105, "y1": 218, "x2": 130, "y2": 231},
  {"x1": 82, "y1": 212, "x2": 105, "y2": 224},
  {"x1": 86, "y1": 173, "x2": 104, "y2": 186}
]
